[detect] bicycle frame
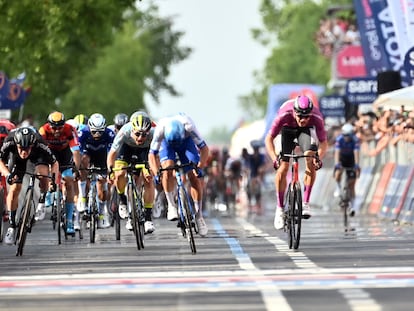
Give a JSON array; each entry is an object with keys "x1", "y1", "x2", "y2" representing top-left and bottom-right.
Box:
[
  {"x1": 283, "y1": 153, "x2": 316, "y2": 250},
  {"x1": 113, "y1": 163, "x2": 147, "y2": 250},
  {"x1": 159, "y1": 162, "x2": 198, "y2": 254}
]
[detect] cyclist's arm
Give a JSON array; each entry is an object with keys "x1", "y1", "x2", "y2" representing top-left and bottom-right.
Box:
[
  {"x1": 318, "y1": 140, "x2": 328, "y2": 159},
  {"x1": 106, "y1": 149, "x2": 117, "y2": 171},
  {"x1": 264, "y1": 133, "x2": 277, "y2": 163},
  {"x1": 198, "y1": 144, "x2": 209, "y2": 168},
  {"x1": 148, "y1": 151, "x2": 160, "y2": 176}
]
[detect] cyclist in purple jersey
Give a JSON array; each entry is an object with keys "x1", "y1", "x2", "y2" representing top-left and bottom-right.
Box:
[{"x1": 265, "y1": 95, "x2": 328, "y2": 230}]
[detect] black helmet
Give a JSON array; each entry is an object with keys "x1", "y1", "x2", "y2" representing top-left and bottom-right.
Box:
[
  {"x1": 14, "y1": 127, "x2": 36, "y2": 149},
  {"x1": 113, "y1": 113, "x2": 128, "y2": 128}
]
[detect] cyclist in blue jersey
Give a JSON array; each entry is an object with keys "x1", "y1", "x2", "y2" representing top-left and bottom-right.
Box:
[
  {"x1": 77, "y1": 113, "x2": 115, "y2": 229},
  {"x1": 107, "y1": 111, "x2": 156, "y2": 234},
  {"x1": 148, "y1": 112, "x2": 209, "y2": 237},
  {"x1": 333, "y1": 123, "x2": 360, "y2": 216}
]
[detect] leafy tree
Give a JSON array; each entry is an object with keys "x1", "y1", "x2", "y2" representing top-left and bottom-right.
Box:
[
  {"x1": 240, "y1": 0, "x2": 353, "y2": 118},
  {"x1": 61, "y1": 6, "x2": 191, "y2": 121},
  {"x1": 0, "y1": 1, "x2": 189, "y2": 124}
]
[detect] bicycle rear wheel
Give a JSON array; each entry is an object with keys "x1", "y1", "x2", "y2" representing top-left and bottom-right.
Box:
[
  {"x1": 341, "y1": 185, "x2": 350, "y2": 229},
  {"x1": 180, "y1": 188, "x2": 196, "y2": 254},
  {"x1": 288, "y1": 182, "x2": 302, "y2": 250},
  {"x1": 55, "y1": 192, "x2": 62, "y2": 244},
  {"x1": 16, "y1": 189, "x2": 33, "y2": 256}
]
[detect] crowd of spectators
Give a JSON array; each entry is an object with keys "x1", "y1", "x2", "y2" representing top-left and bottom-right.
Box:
[
  {"x1": 315, "y1": 16, "x2": 360, "y2": 58},
  {"x1": 351, "y1": 106, "x2": 414, "y2": 157}
]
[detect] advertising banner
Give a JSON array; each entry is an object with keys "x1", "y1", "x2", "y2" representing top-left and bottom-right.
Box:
[
  {"x1": 345, "y1": 77, "x2": 377, "y2": 105},
  {"x1": 336, "y1": 45, "x2": 367, "y2": 78},
  {"x1": 319, "y1": 95, "x2": 346, "y2": 118},
  {"x1": 353, "y1": 0, "x2": 390, "y2": 77}
]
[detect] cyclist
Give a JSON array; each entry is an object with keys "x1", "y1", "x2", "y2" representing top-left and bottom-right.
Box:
[
  {"x1": 247, "y1": 142, "x2": 267, "y2": 214},
  {"x1": 107, "y1": 111, "x2": 156, "y2": 234},
  {"x1": 38, "y1": 111, "x2": 82, "y2": 234},
  {"x1": 78, "y1": 113, "x2": 115, "y2": 229},
  {"x1": 265, "y1": 95, "x2": 327, "y2": 230},
  {"x1": 0, "y1": 127, "x2": 59, "y2": 245},
  {"x1": 148, "y1": 112, "x2": 209, "y2": 237},
  {"x1": 0, "y1": 119, "x2": 16, "y2": 146},
  {"x1": 108, "y1": 113, "x2": 129, "y2": 134},
  {"x1": 333, "y1": 123, "x2": 360, "y2": 216}
]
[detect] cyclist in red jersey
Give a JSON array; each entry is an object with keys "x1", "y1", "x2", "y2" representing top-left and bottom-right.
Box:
[
  {"x1": 38, "y1": 111, "x2": 82, "y2": 234},
  {"x1": 265, "y1": 95, "x2": 328, "y2": 230}
]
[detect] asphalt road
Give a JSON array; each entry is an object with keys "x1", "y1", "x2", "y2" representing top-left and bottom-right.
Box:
[{"x1": 1, "y1": 199, "x2": 414, "y2": 311}]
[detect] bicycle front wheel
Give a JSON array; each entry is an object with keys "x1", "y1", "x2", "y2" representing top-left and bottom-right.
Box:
[
  {"x1": 128, "y1": 186, "x2": 144, "y2": 250},
  {"x1": 289, "y1": 182, "x2": 302, "y2": 250},
  {"x1": 16, "y1": 189, "x2": 33, "y2": 256},
  {"x1": 180, "y1": 188, "x2": 196, "y2": 254},
  {"x1": 109, "y1": 189, "x2": 121, "y2": 240}
]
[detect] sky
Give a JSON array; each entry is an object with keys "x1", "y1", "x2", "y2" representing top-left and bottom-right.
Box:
[{"x1": 145, "y1": 0, "x2": 269, "y2": 136}]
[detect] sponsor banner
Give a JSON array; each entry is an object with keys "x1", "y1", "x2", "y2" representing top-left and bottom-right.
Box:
[
  {"x1": 353, "y1": 166, "x2": 374, "y2": 213},
  {"x1": 0, "y1": 71, "x2": 9, "y2": 99},
  {"x1": 388, "y1": 0, "x2": 410, "y2": 57},
  {"x1": 345, "y1": 77, "x2": 377, "y2": 105},
  {"x1": 380, "y1": 165, "x2": 411, "y2": 219},
  {"x1": 368, "y1": 162, "x2": 396, "y2": 215},
  {"x1": 403, "y1": 0, "x2": 414, "y2": 47},
  {"x1": 0, "y1": 82, "x2": 26, "y2": 110},
  {"x1": 400, "y1": 170, "x2": 414, "y2": 224},
  {"x1": 353, "y1": 0, "x2": 390, "y2": 77},
  {"x1": 393, "y1": 166, "x2": 414, "y2": 220},
  {"x1": 336, "y1": 45, "x2": 367, "y2": 78},
  {"x1": 319, "y1": 95, "x2": 346, "y2": 118},
  {"x1": 404, "y1": 46, "x2": 414, "y2": 85}
]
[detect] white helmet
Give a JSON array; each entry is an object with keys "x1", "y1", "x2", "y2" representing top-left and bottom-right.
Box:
[
  {"x1": 88, "y1": 113, "x2": 106, "y2": 132},
  {"x1": 341, "y1": 123, "x2": 354, "y2": 136}
]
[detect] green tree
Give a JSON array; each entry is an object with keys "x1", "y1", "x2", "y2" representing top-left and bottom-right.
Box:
[
  {"x1": 61, "y1": 6, "x2": 191, "y2": 121},
  {"x1": 240, "y1": 0, "x2": 353, "y2": 118},
  {"x1": 0, "y1": 1, "x2": 189, "y2": 124}
]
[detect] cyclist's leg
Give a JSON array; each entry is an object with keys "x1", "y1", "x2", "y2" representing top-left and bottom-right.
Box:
[
  {"x1": 298, "y1": 128, "x2": 317, "y2": 215},
  {"x1": 159, "y1": 141, "x2": 179, "y2": 221},
  {"x1": 34, "y1": 163, "x2": 50, "y2": 221},
  {"x1": 62, "y1": 168, "x2": 76, "y2": 234}
]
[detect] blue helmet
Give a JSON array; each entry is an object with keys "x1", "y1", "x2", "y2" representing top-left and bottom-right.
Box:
[{"x1": 164, "y1": 120, "x2": 185, "y2": 145}]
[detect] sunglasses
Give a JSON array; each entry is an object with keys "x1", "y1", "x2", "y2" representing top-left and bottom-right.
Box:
[
  {"x1": 133, "y1": 131, "x2": 148, "y2": 137},
  {"x1": 91, "y1": 130, "x2": 104, "y2": 135},
  {"x1": 297, "y1": 114, "x2": 310, "y2": 120},
  {"x1": 51, "y1": 125, "x2": 64, "y2": 130},
  {"x1": 17, "y1": 145, "x2": 32, "y2": 151}
]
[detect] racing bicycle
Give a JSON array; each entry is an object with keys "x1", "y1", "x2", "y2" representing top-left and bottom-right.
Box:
[
  {"x1": 158, "y1": 162, "x2": 200, "y2": 254},
  {"x1": 283, "y1": 152, "x2": 319, "y2": 250}
]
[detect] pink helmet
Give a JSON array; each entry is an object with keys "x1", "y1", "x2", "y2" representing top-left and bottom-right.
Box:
[{"x1": 294, "y1": 95, "x2": 313, "y2": 116}]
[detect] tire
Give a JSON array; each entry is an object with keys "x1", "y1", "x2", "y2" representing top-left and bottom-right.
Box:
[
  {"x1": 56, "y1": 191, "x2": 62, "y2": 244},
  {"x1": 16, "y1": 189, "x2": 33, "y2": 256},
  {"x1": 180, "y1": 188, "x2": 196, "y2": 254},
  {"x1": 89, "y1": 201, "x2": 97, "y2": 243},
  {"x1": 286, "y1": 186, "x2": 293, "y2": 249},
  {"x1": 128, "y1": 185, "x2": 142, "y2": 250},
  {"x1": 342, "y1": 185, "x2": 349, "y2": 228},
  {"x1": 291, "y1": 182, "x2": 302, "y2": 250},
  {"x1": 110, "y1": 190, "x2": 121, "y2": 241}
]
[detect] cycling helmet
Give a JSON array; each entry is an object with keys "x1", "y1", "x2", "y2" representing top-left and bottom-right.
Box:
[
  {"x1": 74, "y1": 114, "x2": 88, "y2": 125},
  {"x1": 88, "y1": 113, "x2": 106, "y2": 131},
  {"x1": 14, "y1": 127, "x2": 36, "y2": 148},
  {"x1": 47, "y1": 111, "x2": 65, "y2": 127},
  {"x1": 113, "y1": 113, "x2": 128, "y2": 128},
  {"x1": 293, "y1": 95, "x2": 313, "y2": 116},
  {"x1": 164, "y1": 119, "x2": 185, "y2": 145},
  {"x1": 130, "y1": 111, "x2": 152, "y2": 132},
  {"x1": 342, "y1": 123, "x2": 354, "y2": 136}
]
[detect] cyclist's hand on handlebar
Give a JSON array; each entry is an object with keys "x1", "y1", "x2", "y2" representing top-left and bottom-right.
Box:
[
  {"x1": 6, "y1": 173, "x2": 14, "y2": 185},
  {"x1": 194, "y1": 167, "x2": 204, "y2": 178},
  {"x1": 334, "y1": 163, "x2": 342, "y2": 170},
  {"x1": 154, "y1": 172, "x2": 161, "y2": 185},
  {"x1": 313, "y1": 157, "x2": 323, "y2": 170},
  {"x1": 273, "y1": 156, "x2": 280, "y2": 170}
]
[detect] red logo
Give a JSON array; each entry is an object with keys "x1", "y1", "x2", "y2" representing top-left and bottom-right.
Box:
[{"x1": 336, "y1": 45, "x2": 367, "y2": 79}]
